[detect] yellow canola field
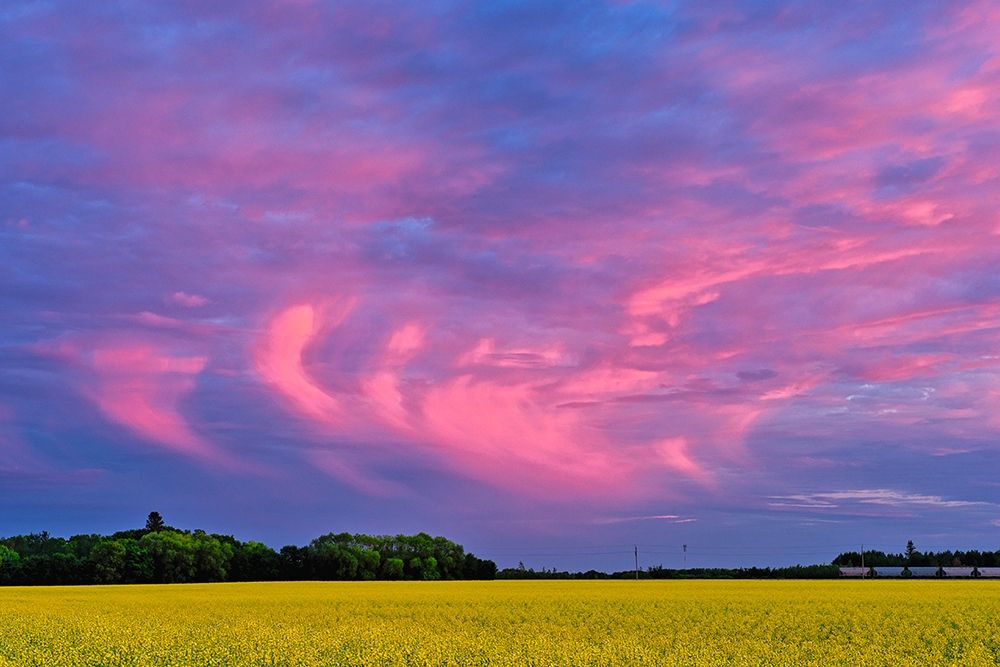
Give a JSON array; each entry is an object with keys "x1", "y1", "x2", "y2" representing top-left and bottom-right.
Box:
[{"x1": 1, "y1": 580, "x2": 999, "y2": 665}]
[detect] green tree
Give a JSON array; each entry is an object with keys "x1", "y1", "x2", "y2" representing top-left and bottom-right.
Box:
[
  {"x1": 119, "y1": 539, "x2": 152, "y2": 583},
  {"x1": 463, "y1": 553, "x2": 497, "y2": 579},
  {"x1": 66, "y1": 534, "x2": 102, "y2": 559},
  {"x1": 0, "y1": 527, "x2": 495, "y2": 584},
  {"x1": 431, "y1": 535, "x2": 464, "y2": 579},
  {"x1": 421, "y1": 556, "x2": 440, "y2": 580},
  {"x1": 357, "y1": 548, "x2": 381, "y2": 580},
  {"x1": 231, "y1": 541, "x2": 279, "y2": 581},
  {"x1": 0, "y1": 544, "x2": 20, "y2": 583},
  {"x1": 382, "y1": 557, "x2": 404, "y2": 580},
  {"x1": 191, "y1": 531, "x2": 232, "y2": 582},
  {"x1": 279, "y1": 545, "x2": 306, "y2": 580},
  {"x1": 408, "y1": 556, "x2": 423, "y2": 579},
  {"x1": 141, "y1": 531, "x2": 196, "y2": 583},
  {"x1": 47, "y1": 552, "x2": 82, "y2": 584},
  {"x1": 0, "y1": 544, "x2": 18, "y2": 567},
  {"x1": 145, "y1": 512, "x2": 165, "y2": 532},
  {"x1": 89, "y1": 540, "x2": 127, "y2": 583}
]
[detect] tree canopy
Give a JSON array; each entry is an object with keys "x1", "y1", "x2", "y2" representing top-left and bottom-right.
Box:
[
  {"x1": 831, "y1": 542, "x2": 1000, "y2": 568},
  {"x1": 0, "y1": 516, "x2": 496, "y2": 586},
  {"x1": 144, "y1": 512, "x2": 165, "y2": 533}
]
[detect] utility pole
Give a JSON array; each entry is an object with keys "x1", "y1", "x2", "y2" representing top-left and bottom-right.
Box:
[
  {"x1": 861, "y1": 543, "x2": 865, "y2": 579},
  {"x1": 683, "y1": 544, "x2": 687, "y2": 568},
  {"x1": 634, "y1": 545, "x2": 639, "y2": 580}
]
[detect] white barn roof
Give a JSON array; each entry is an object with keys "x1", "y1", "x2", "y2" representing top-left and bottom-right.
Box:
[
  {"x1": 838, "y1": 567, "x2": 867, "y2": 577},
  {"x1": 874, "y1": 566, "x2": 905, "y2": 577}
]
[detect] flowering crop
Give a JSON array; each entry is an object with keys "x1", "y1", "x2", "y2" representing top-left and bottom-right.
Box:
[{"x1": 1, "y1": 580, "x2": 999, "y2": 665}]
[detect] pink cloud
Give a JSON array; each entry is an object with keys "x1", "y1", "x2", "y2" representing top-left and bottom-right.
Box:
[
  {"x1": 127, "y1": 311, "x2": 232, "y2": 337},
  {"x1": 655, "y1": 437, "x2": 711, "y2": 484},
  {"x1": 591, "y1": 513, "x2": 697, "y2": 525},
  {"x1": 168, "y1": 291, "x2": 210, "y2": 308},
  {"x1": 361, "y1": 322, "x2": 427, "y2": 428},
  {"x1": 249, "y1": 295, "x2": 823, "y2": 500},
  {"x1": 254, "y1": 303, "x2": 350, "y2": 423},
  {"x1": 619, "y1": 235, "x2": 952, "y2": 353},
  {"x1": 83, "y1": 344, "x2": 225, "y2": 462},
  {"x1": 420, "y1": 375, "x2": 637, "y2": 498},
  {"x1": 556, "y1": 366, "x2": 661, "y2": 397},
  {"x1": 28, "y1": 332, "x2": 242, "y2": 466},
  {"x1": 253, "y1": 303, "x2": 733, "y2": 498},
  {"x1": 458, "y1": 337, "x2": 567, "y2": 369},
  {"x1": 255, "y1": 306, "x2": 663, "y2": 498},
  {"x1": 362, "y1": 370, "x2": 411, "y2": 430},
  {"x1": 385, "y1": 322, "x2": 425, "y2": 359}
]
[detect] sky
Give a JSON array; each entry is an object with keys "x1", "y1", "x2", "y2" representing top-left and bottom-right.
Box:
[{"x1": 2, "y1": 0, "x2": 1000, "y2": 571}]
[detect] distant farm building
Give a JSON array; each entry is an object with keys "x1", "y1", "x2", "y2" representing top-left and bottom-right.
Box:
[
  {"x1": 838, "y1": 565, "x2": 993, "y2": 579},
  {"x1": 838, "y1": 567, "x2": 869, "y2": 577},
  {"x1": 873, "y1": 566, "x2": 904, "y2": 577},
  {"x1": 908, "y1": 566, "x2": 940, "y2": 577}
]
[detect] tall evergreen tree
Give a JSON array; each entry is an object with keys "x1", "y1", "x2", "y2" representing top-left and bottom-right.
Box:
[{"x1": 145, "y1": 512, "x2": 165, "y2": 532}]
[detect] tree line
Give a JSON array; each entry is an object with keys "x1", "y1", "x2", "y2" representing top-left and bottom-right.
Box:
[
  {"x1": 832, "y1": 540, "x2": 1000, "y2": 568},
  {"x1": 0, "y1": 512, "x2": 497, "y2": 585},
  {"x1": 497, "y1": 562, "x2": 840, "y2": 579}
]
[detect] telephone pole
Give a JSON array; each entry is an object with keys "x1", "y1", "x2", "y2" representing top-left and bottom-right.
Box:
[
  {"x1": 683, "y1": 544, "x2": 687, "y2": 568},
  {"x1": 861, "y1": 543, "x2": 865, "y2": 579},
  {"x1": 634, "y1": 545, "x2": 639, "y2": 580}
]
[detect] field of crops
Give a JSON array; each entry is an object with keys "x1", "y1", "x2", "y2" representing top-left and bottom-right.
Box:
[{"x1": 2, "y1": 580, "x2": 999, "y2": 665}]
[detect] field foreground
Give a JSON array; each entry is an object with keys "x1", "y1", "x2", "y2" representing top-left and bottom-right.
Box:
[{"x1": 1, "y1": 580, "x2": 999, "y2": 665}]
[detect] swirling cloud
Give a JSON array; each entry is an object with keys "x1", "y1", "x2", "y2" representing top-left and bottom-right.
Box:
[{"x1": 255, "y1": 304, "x2": 343, "y2": 423}]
